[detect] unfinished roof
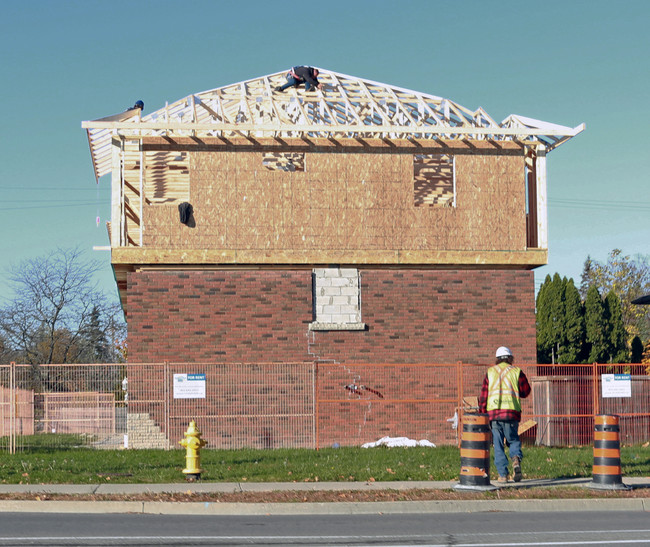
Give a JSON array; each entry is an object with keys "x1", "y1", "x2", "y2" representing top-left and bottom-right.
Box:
[{"x1": 83, "y1": 68, "x2": 584, "y2": 181}]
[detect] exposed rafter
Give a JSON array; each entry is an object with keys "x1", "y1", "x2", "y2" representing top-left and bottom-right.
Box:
[{"x1": 83, "y1": 69, "x2": 584, "y2": 180}]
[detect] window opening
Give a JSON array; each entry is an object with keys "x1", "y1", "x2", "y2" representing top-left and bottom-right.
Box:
[
  {"x1": 413, "y1": 154, "x2": 455, "y2": 207},
  {"x1": 143, "y1": 151, "x2": 190, "y2": 204},
  {"x1": 309, "y1": 268, "x2": 365, "y2": 331},
  {"x1": 262, "y1": 152, "x2": 305, "y2": 172}
]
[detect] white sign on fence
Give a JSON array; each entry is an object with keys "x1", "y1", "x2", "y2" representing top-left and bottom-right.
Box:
[
  {"x1": 601, "y1": 373, "x2": 631, "y2": 398},
  {"x1": 173, "y1": 373, "x2": 206, "y2": 399}
]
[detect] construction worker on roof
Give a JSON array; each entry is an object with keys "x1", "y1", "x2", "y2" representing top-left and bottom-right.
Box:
[
  {"x1": 478, "y1": 346, "x2": 531, "y2": 484},
  {"x1": 275, "y1": 66, "x2": 322, "y2": 92}
]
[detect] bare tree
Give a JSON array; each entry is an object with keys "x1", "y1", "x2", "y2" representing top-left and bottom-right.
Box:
[{"x1": 0, "y1": 247, "x2": 126, "y2": 365}]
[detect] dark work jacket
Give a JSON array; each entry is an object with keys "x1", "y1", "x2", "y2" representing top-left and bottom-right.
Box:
[{"x1": 292, "y1": 66, "x2": 319, "y2": 87}]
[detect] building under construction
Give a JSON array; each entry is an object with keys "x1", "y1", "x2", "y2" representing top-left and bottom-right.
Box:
[{"x1": 83, "y1": 69, "x2": 583, "y2": 447}]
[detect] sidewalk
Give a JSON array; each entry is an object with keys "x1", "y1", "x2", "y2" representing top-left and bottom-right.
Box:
[{"x1": 0, "y1": 477, "x2": 648, "y2": 515}]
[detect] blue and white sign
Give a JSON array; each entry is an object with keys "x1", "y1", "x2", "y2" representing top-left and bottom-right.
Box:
[
  {"x1": 601, "y1": 373, "x2": 631, "y2": 398},
  {"x1": 173, "y1": 373, "x2": 206, "y2": 399}
]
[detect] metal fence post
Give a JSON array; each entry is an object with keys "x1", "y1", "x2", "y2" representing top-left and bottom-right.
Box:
[
  {"x1": 313, "y1": 361, "x2": 319, "y2": 450},
  {"x1": 592, "y1": 362, "x2": 599, "y2": 418},
  {"x1": 457, "y1": 361, "x2": 464, "y2": 448},
  {"x1": 10, "y1": 362, "x2": 15, "y2": 455},
  {"x1": 164, "y1": 362, "x2": 170, "y2": 450}
]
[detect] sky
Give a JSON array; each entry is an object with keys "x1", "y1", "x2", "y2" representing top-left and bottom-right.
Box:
[{"x1": 1, "y1": 0, "x2": 648, "y2": 304}]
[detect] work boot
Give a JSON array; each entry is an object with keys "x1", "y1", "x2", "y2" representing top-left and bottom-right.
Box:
[
  {"x1": 274, "y1": 86, "x2": 283, "y2": 92},
  {"x1": 497, "y1": 475, "x2": 509, "y2": 484},
  {"x1": 513, "y1": 457, "x2": 522, "y2": 482}
]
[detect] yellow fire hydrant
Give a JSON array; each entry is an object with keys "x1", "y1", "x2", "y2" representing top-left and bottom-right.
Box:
[{"x1": 179, "y1": 420, "x2": 207, "y2": 481}]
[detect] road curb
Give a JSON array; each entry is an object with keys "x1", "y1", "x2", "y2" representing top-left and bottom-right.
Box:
[
  {"x1": 0, "y1": 497, "x2": 647, "y2": 515},
  {"x1": 0, "y1": 500, "x2": 144, "y2": 514},
  {"x1": 141, "y1": 498, "x2": 650, "y2": 515}
]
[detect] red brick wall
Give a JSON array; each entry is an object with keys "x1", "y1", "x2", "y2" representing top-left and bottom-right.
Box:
[
  {"x1": 316, "y1": 362, "x2": 466, "y2": 447},
  {"x1": 312, "y1": 269, "x2": 536, "y2": 364},
  {"x1": 126, "y1": 362, "x2": 316, "y2": 449},
  {"x1": 127, "y1": 270, "x2": 313, "y2": 363},
  {"x1": 127, "y1": 269, "x2": 536, "y2": 365}
]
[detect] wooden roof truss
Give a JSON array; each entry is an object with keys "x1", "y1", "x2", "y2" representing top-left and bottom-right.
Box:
[{"x1": 83, "y1": 69, "x2": 584, "y2": 181}]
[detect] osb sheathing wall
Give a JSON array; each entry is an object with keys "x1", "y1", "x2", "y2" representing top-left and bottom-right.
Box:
[{"x1": 140, "y1": 149, "x2": 526, "y2": 254}]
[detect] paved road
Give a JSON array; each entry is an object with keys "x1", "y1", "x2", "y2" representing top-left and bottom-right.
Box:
[{"x1": 0, "y1": 511, "x2": 649, "y2": 546}]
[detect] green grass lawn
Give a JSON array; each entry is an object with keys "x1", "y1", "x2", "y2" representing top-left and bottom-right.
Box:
[{"x1": 1, "y1": 443, "x2": 649, "y2": 484}]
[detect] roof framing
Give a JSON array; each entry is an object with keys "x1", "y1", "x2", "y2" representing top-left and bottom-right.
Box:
[{"x1": 83, "y1": 68, "x2": 584, "y2": 181}]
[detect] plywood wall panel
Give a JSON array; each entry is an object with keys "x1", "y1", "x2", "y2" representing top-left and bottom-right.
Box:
[{"x1": 137, "y1": 148, "x2": 527, "y2": 260}]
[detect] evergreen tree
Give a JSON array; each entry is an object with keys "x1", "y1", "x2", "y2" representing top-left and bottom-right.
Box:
[
  {"x1": 560, "y1": 278, "x2": 585, "y2": 364},
  {"x1": 536, "y1": 274, "x2": 585, "y2": 363},
  {"x1": 642, "y1": 340, "x2": 650, "y2": 376},
  {"x1": 630, "y1": 336, "x2": 644, "y2": 363},
  {"x1": 536, "y1": 274, "x2": 564, "y2": 363},
  {"x1": 79, "y1": 306, "x2": 110, "y2": 363},
  {"x1": 536, "y1": 275, "x2": 552, "y2": 363},
  {"x1": 585, "y1": 285, "x2": 609, "y2": 363},
  {"x1": 579, "y1": 256, "x2": 593, "y2": 301},
  {"x1": 605, "y1": 291, "x2": 629, "y2": 363},
  {"x1": 548, "y1": 274, "x2": 566, "y2": 361}
]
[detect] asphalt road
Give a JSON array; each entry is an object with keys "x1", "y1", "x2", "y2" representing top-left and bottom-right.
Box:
[{"x1": 0, "y1": 511, "x2": 649, "y2": 546}]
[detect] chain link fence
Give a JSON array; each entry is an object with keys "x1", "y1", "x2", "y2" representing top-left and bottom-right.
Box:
[{"x1": 1, "y1": 361, "x2": 648, "y2": 452}]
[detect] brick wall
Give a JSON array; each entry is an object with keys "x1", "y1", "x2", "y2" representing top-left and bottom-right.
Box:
[
  {"x1": 127, "y1": 268, "x2": 536, "y2": 364},
  {"x1": 128, "y1": 270, "x2": 313, "y2": 363},
  {"x1": 125, "y1": 263, "x2": 536, "y2": 449},
  {"x1": 311, "y1": 269, "x2": 537, "y2": 364}
]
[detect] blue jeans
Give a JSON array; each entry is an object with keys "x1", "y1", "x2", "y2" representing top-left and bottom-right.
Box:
[
  {"x1": 278, "y1": 75, "x2": 299, "y2": 91},
  {"x1": 491, "y1": 420, "x2": 522, "y2": 477},
  {"x1": 278, "y1": 74, "x2": 316, "y2": 91}
]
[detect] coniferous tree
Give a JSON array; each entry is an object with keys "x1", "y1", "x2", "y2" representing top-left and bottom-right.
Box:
[
  {"x1": 642, "y1": 340, "x2": 650, "y2": 376},
  {"x1": 548, "y1": 274, "x2": 566, "y2": 360},
  {"x1": 561, "y1": 278, "x2": 585, "y2": 364},
  {"x1": 79, "y1": 306, "x2": 111, "y2": 363},
  {"x1": 605, "y1": 291, "x2": 629, "y2": 363},
  {"x1": 585, "y1": 285, "x2": 609, "y2": 363},
  {"x1": 536, "y1": 274, "x2": 553, "y2": 363},
  {"x1": 536, "y1": 274, "x2": 585, "y2": 363},
  {"x1": 536, "y1": 274, "x2": 565, "y2": 363},
  {"x1": 579, "y1": 256, "x2": 593, "y2": 301},
  {"x1": 630, "y1": 336, "x2": 644, "y2": 363}
]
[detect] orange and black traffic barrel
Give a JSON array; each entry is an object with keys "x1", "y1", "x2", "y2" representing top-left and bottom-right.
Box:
[
  {"x1": 455, "y1": 413, "x2": 496, "y2": 491},
  {"x1": 588, "y1": 414, "x2": 629, "y2": 490}
]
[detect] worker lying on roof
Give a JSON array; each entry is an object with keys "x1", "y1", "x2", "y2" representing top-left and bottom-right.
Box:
[{"x1": 275, "y1": 66, "x2": 322, "y2": 92}]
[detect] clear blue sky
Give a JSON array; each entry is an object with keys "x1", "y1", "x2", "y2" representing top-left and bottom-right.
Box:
[{"x1": 1, "y1": 0, "x2": 648, "y2": 303}]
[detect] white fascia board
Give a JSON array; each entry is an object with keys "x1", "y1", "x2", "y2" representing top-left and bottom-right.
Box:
[
  {"x1": 504, "y1": 114, "x2": 585, "y2": 135},
  {"x1": 81, "y1": 119, "x2": 583, "y2": 137}
]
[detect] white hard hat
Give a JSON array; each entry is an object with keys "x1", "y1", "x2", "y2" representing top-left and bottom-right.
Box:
[{"x1": 495, "y1": 346, "x2": 513, "y2": 358}]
